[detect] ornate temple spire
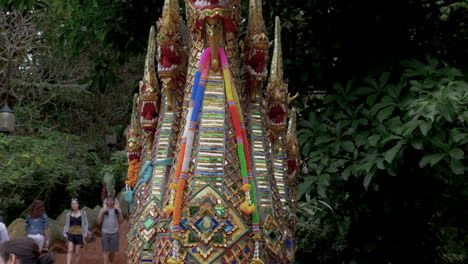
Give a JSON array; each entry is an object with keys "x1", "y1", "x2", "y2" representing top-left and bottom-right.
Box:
[
  {"x1": 269, "y1": 16, "x2": 283, "y2": 83},
  {"x1": 127, "y1": 3, "x2": 296, "y2": 263}
]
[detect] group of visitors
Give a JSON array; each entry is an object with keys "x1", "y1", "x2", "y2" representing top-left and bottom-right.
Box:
[{"x1": 0, "y1": 195, "x2": 123, "y2": 264}]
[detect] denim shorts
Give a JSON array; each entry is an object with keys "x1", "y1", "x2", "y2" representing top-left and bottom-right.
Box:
[
  {"x1": 67, "y1": 233, "x2": 83, "y2": 245},
  {"x1": 101, "y1": 232, "x2": 119, "y2": 251}
]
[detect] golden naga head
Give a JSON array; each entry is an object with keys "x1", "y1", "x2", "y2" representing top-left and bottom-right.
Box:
[
  {"x1": 266, "y1": 17, "x2": 289, "y2": 134},
  {"x1": 245, "y1": 0, "x2": 268, "y2": 80},
  {"x1": 286, "y1": 107, "x2": 300, "y2": 179},
  {"x1": 266, "y1": 82, "x2": 288, "y2": 132},
  {"x1": 139, "y1": 26, "x2": 160, "y2": 132},
  {"x1": 127, "y1": 94, "x2": 141, "y2": 162},
  {"x1": 157, "y1": 0, "x2": 184, "y2": 79},
  {"x1": 185, "y1": 0, "x2": 240, "y2": 38}
]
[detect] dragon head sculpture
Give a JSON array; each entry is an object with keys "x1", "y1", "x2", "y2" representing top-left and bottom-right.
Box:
[
  {"x1": 245, "y1": 0, "x2": 268, "y2": 79},
  {"x1": 286, "y1": 108, "x2": 300, "y2": 181},
  {"x1": 267, "y1": 85, "x2": 288, "y2": 133},
  {"x1": 185, "y1": 0, "x2": 240, "y2": 42},
  {"x1": 244, "y1": 0, "x2": 269, "y2": 101},
  {"x1": 139, "y1": 26, "x2": 160, "y2": 133},
  {"x1": 126, "y1": 94, "x2": 141, "y2": 162},
  {"x1": 157, "y1": 0, "x2": 183, "y2": 79},
  {"x1": 157, "y1": 0, "x2": 187, "y2": 109},
  {"x1": 246, "y1": 32, "x2": 268, "y2": 78},
  {"x1": 266, "y1": 17, "x2": 289, "y2": 135}
]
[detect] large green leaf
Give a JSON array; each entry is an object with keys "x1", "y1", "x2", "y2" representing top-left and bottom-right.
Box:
[
  {"x1": 376, "y1": 158, "x2": 385, "y2": 170},
  {"x1": 298, "y1": 132, "x2": 312, "y2": 145},
  {"x1": 302, "y1": 141, "x2": 312, "y2": 156},
  {"x1": 370, "y1": 102, "x2": 393, "y2": 116},
  {"x1": 299, "y1": 120, "x2": 314, "y2": 129},
  {"x1": 401, "y1": 120, "x2": 421, "y2": 137},
  {"x1": 381, "y1": 135, "x2": 403, "y2": 146},
  {"x1": 377, "y1": 105, "x2": 396, "y2": 123},
  {"x1": 355, "y1": 132, "x2": 369, "y2": 147},
  {"x1": 419, "y1": 153, "x2": 446, "y2": 168},
  {"x1": 449, "y1": 148, "x2": 464, "y2": 160},
  {"x1": 315, "y1": 135, "x2": 333, "y2": 145},
  {"x1": 297, "y1": 178, "x2": 316, "y2": 200},
  {"x1": 341, "y1": 141, "x2": 355, "y2": 153},
  {"x1": 368, "y1": 135, "x2": 381, "y2": 147},
  {"x1": 450, "y1": 159, "x2": 464, "y2": 175},
  {"x1": 363, "y1": 168, "x2": 376, "y2": 190},
  {"x1": 383, "y1": 141, "x2": 404, "y2": 163},
  {"x1": 341, "y1": 166, "x2": 353, "y2": 180},
  {"x1": 355, "y1": 86, "x2": 375, "y2": 95},
  {"x1": 316, "y1": 174, "x2": 331, "y2": 197},
  {"x1": 419, "y1": 120, "x2": 432, "y2": 136},
  {"x1": 410, "y1": 139, "x2": 423, "y2": 150},
  {"x1": 367, "y1": 93, "x2": 379, "y2": 106},
  {"x1": 453, "y1": 132, "x2": 467, "y2": 143},
  {"x1": 378, "y1": 72, "x2": 390, "y2": 88}
]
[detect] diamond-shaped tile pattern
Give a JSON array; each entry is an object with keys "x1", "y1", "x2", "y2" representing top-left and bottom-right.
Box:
[
  {"x1": 219, "y1": 236, "x2": 254, "y2": 264},
  {"x1": 181, "y1": 185, "x2": 249, "y2": 263},
  {"x1": 190, "y1": 206, "x2": 225, "y2": 243},
  {"x1": 135, "y1": 199, "x2": 159, "y2": 245},
  {"x1": 263, "y1": 214, "x2": 286, "y2": 260}
]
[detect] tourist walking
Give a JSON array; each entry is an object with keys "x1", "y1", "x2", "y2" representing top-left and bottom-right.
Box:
[
  {"x1": 0, "y1": 237, "x2": 54, "y2": 264},
  {"x1": 63, "y1": 198, "x2": 89, "y2": 264},
  {"x1": 97, "y1": 196, "x2": 124, "y2": 264},
  {"x1": 25, "y1": 200, "x2": 48, "y2": 252}
]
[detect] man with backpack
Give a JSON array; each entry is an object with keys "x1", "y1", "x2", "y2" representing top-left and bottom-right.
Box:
[{"x1": 97, "y1": 195, "x2": 124, "y2": 264}]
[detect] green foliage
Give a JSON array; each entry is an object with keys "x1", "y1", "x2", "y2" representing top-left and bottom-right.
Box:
[
  {"x1": 99, "y1": 150, "x2": 128, "y2": 193},
  {"x1": 0, "y1": 131, "x2": 102, "y2": 223},
  {"x1": 262, "y1": 0, "x2": 468, "y2": 100},
  {"x1": 297, "y1": 58, "x2": 467, "y2": 263},
  {"x1": 0, "y1": 0, "x2": 38, "y2": 10},
  {"x1": 44, "y1": 0, "x2": 164, "y2": 92},
  {"x1": 298, "y1": 58, "x2": 466, "y2": 197}
]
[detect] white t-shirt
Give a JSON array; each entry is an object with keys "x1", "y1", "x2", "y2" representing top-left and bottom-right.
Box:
[
  {"x1": 99, "y1": 208, "x2": 120, "y2": 234},
  {"x1": 0, "y1": 222, "x2": 10, "y2": 243}
]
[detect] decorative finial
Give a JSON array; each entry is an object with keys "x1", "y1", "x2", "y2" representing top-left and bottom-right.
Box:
[
  {"x1": 163, "y1": 0, "x2": 180, "y2": 17},
  {"x1": 287, "y1": 107, "x2": 297, "y2": 135},
  {"x1": 144, "y1": 26, "x2": 158, "y2": 88},
  {"x1": 249, "y1": 0, "x2": 263, "y2": 19},
  {"x1": 130, "y1": 94, "x2": 140, "y2": 130},
  {"x1": 269, "y1": 16, "x2": 283, "y2": 83}
]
